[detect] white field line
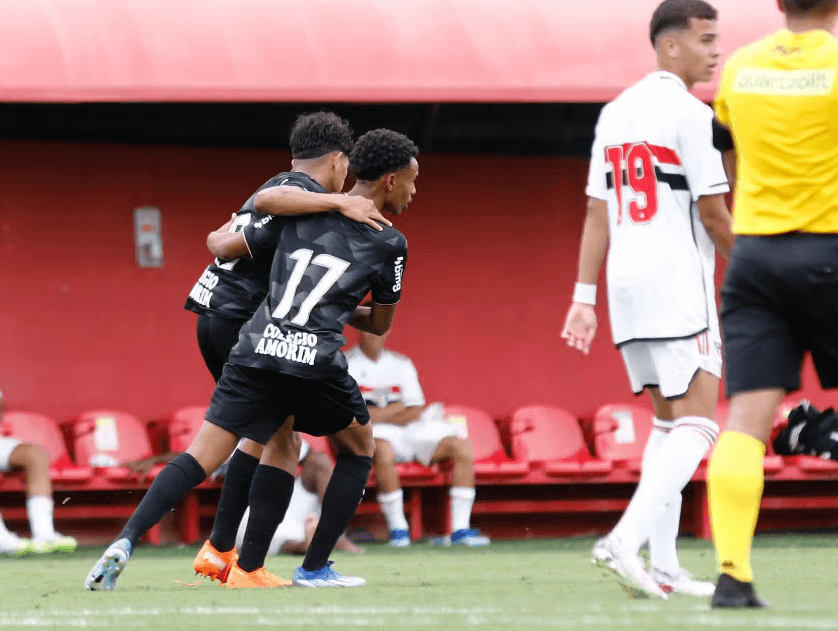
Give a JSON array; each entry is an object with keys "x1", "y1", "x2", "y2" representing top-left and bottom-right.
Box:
[{"x1": 0, "y1": 606, "x2": 836, "y2": 629}]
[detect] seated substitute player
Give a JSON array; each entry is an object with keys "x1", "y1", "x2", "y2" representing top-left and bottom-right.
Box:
[
  {"x1": 346, "y1": 331, "x2": 489, "y2": 547},
  {"x1": 561, "y1": 0, "x2": 733, "y2": 599},
  {"x1": 0, "y1": 388, "x2": 77, "y2": 556},
  {"x1": 85, "y1": 128, "x2": 418, "y2": 590},
  {"x1": 235, "y1": 439, "x2": 361, "y2": 556},
  {"x1": 707, "y1": 0, "x2": 838, "y2": 608},
  {"x1": 181, "y1": 111, "x2": 382, "y2": 583}
]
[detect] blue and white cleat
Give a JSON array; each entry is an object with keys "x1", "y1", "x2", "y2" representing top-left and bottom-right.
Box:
[
  {"x1": 389, "y1": 528, "x2": 411, "y2": 547},
  {"x1": 292, "y1": 561, "x2": 366, "y2": 587},
  {"x1": 450, "y1": 528, "x2": 490, "y2": 546},
  {"x1": 85, "y1": 538, "x2": 132, "y2": 591}
]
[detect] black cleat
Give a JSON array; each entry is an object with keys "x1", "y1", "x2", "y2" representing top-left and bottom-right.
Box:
[{"x1": 711, "y1": 573, "x2": 768, "y2": 608}]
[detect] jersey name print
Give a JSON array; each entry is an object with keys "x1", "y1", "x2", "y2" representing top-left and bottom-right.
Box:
[
  {"x1": 183, "y1": 172, "x2": 325, "y2": 321},
  {"x1": 229, "y1": 213, "x2": 408, "y2": 380},
  {"x1": 586, "y1": 71, "x2": 729, "y2": 346}
]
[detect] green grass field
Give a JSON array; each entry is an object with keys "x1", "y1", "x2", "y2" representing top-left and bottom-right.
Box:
[{"x1": 1, "y1": 535, "x2": 837, "y2": 631}]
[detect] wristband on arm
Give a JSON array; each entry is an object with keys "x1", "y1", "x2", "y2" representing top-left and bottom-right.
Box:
[{"x1": 572, "y1": 283, "x2": 597, "y2": 306}]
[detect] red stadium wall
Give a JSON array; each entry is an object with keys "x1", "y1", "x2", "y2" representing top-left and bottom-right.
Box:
[{"x1": 0, "y1": 140, "x2": 831, "y2": 425}]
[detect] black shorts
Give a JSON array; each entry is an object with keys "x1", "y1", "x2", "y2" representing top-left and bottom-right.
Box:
[
  {"x1": 206, "y1": 363, "x2": 370, "y2": 443},
  {"x1": 196, "y1": 314, "x2": 248, "y2": 382},
  {"x1": 722, "y1": 233, "x2": 838, "y2": 396}
]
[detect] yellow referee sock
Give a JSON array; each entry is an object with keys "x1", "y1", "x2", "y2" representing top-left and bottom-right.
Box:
[{"x1": 707, "y1": 431, "x2": 765, "y2": 583}]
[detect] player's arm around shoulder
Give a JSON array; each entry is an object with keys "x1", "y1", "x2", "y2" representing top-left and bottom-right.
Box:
[
  {"x1": 561, "y1": 196, "x2": 607, "y2": 355},
  {"x1": 254, "y1": 186, "x2": 390, "y2": 231},
  {"x1": 207, "y1": 213, "x2": 252, "y2": 260}
]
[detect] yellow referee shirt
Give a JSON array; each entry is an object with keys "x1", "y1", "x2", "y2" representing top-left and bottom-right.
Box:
[{"x1": 715, "y1": 29, "x2": 838, "y2": 235}]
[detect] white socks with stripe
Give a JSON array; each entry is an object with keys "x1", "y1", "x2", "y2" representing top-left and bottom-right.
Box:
[
  {"x1": 611, "y1": 416, "x2": 719, "y2": 556},
  {"x1": 643, "y1": 420, "x2": 681, "y2": 576},
  {"x1": 377, "y1": 489, "x2": 410, "y2": 533},
  {"x1": 27, "y1": 495, "x2": 58, "y2": 543},
  {"x1": 450, "y1": 487, "x2": 476, "y2": 532}
]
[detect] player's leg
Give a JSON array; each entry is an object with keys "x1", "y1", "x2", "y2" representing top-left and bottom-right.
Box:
[
  {"x1": 226, "y1": 421, "x2": 298, "y2": 588},
  {"x1": 86, "y1": 420, "x2": 236, "y2": 590},
  {"x1": 292, "y1": 375, "x2": 373, "y2": 587},
  {"x1": 0, "y1": 437, "x2": 32, "y2": 556},
  {"x1": 429, "y1": 436, "x2": 488, "y2": 546},
  {"x1": 299, "y1": 448, "x2": 361, "y2": 553},
  {"x1": 6, "y1": 443, "x2": 77, "y2": 554},
  {"x1": 708, "y1": 235, "x2": 804, "y2": 608},
  {"x1": 373, "y1": 438, "x2": 411, "y2": 546}
]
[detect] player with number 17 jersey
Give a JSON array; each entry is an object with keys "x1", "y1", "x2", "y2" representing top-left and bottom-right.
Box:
[
  {"x1": 228, "y1": 214, "x2": 407, "y2": 380},
  {"x1": 587, "y1": 71, "x2": 729, "y2": 351}
]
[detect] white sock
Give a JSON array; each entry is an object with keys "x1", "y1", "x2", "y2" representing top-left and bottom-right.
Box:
[
  {"x1": 612, "y1": 416, "x2": 718, "y2": 555},
  {"x1": 27, "y1": 495, "x2": 57, "y2": 542},
  {"x1": 450, "y1": 487, "x2": 476, "y2": 532},
  {"x1": 377, "y1": 489, "x2": 409, "y2": 532},
  {"x1": 641, "y1": 420, "x2": 683, "y2": 576},
  {"x1": 611, "y1": 420, "x2": 672, "y2": 537}
]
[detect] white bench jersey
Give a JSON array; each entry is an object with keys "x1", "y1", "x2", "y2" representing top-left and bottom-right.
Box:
[{"x1": 586, "y1": 71, "x2": 729, "y2": 346}]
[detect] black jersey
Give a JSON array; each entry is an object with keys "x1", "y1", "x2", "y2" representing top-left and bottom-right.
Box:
[
  {"x1": 184, "y1": 172, "x2": 325, "y2": 321},
  {"x1": 228, "y1": 212, "x2": 408, "y2": 380}
]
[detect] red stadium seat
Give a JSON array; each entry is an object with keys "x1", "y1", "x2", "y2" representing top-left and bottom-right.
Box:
[
  {"x1": 593, "y1": 404, "x2": 654, "y2": 471},
  {"x1": 445, "y1": 405, "x2": 528, "y2": 481},
  {"x1": 0, "y1": 411, "x2": 92, "y2": 483},
  {"x1": 62, "y1": 410, "x2": 159, "y2": 484},
  {"x1": 506, "y1": 405, "x2": 611, "y2": 477}
]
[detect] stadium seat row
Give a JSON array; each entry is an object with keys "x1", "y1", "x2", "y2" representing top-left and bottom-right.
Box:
[{"x1": 2, "y1": 402, "x2": 838, "y2": 543}]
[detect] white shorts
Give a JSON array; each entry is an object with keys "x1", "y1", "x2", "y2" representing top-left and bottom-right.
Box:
[
  {"x1": 0, "y1": 437, "x2": 21, "y2": 472},
  {"x1": 236, "y1": 478, "x2": 319, "y2": 555},
  {"x1": 372, "y1": 403, "x2": 468, "y2": 466},
  {"x1": 620, "y1": 330, "x2": 722, "y2": 399}
]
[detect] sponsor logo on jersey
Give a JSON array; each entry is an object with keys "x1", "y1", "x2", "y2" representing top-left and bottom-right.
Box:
[
  {"x1": 392, "y1": 256, "x2": 404, "y2": 292},
  {"x1": 187, "y1": 268, "x2": 219, "y2": 308},
  {"x1": 734, "y1": 68, "x2": 836, "y2": 96},
  {"x1": 254, "y1": 323, "x2": 318, "y2": 365}
]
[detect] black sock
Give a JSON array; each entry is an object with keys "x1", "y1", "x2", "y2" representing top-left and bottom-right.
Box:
[
  {"x1": 118, "y1": 453, "x2": 206, "y2": 548},
  {"x1": 209, "y1": 449, "x2": 260, "y2": 553},
  {"x1": 236, "y1": 465, "x2": 295, "y2": 572},
  {"x1": 302, "y1": 452, "x2": 372, "y2": 572}
]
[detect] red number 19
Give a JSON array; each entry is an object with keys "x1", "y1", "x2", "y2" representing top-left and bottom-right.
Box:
[{"x1": 604, "y1": 143, "x2": 659, "y2": 224}]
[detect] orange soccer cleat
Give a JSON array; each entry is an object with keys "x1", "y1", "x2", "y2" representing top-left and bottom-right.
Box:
[
  {"x1": 193, "y1": 540, "x2": 238, "y2": 584},
  {"x1": 225, "y1": 563, "x2": 293, "y2": 588}
]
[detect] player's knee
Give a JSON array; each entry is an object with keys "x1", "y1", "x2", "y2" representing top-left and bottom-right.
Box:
[
  {"x1": 450, "y1": 438, "x2": 474, "y2": 464},
  {"x1": 304, "y1": 450, "x2": 333, "y2": 477},
  {"x1": 373, "y1": 439, "x2": 395, "y2": 467},
  {"x1": 11, "y1": 443, "x2": 49, "y2": 472}
]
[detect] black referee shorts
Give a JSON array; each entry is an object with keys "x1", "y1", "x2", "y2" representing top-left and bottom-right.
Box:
[
  {"x1": 722, "y1": 233, "x2": 838, "y2": 396},
  {"x1": 206, "y1": 364, "x2": 370, "y2": 443},
  {"x1": 196, "y1": 314, "x2": 248, "y2": 382}
]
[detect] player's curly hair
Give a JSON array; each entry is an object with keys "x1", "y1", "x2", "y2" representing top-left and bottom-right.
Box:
[
  {"x1": 350, "y1": 129, "x2": 419, "y2": 181},
  {"x1": 649, "y1": 0, "x2": 717, "y2": 46},
  {"x1": 783, "y1": 0, "x2": 838, "y2": 16},
  {"x1": 289, "y1": 111, "x2": 354, "y2": 160}
]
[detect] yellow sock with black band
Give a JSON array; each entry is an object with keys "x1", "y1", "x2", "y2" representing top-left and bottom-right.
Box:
[{"x1": 707, "y1": 431, "x2": 765, "y2": 583}]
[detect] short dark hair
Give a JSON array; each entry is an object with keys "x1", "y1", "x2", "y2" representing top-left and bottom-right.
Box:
[
  {"x1": 350, "y1": 129, "x2": 419, "y2": 181},
  {"x1": 289, "y1": 111, "x2": 354, "y2": 160},
  {"x1": 783, "y1": 0, "x2": 838, "y2": 16},
  {"x1": 650, "y1": 0, "x2": 718, "y2": 46}
]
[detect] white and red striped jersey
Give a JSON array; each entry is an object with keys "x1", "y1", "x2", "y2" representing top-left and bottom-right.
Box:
[
  {"x1": 345, "y1": 347, "x2": 426, "y2": 409},
  {"x1": 586, "y1": 71, "x2": 729, "y2": 346}
]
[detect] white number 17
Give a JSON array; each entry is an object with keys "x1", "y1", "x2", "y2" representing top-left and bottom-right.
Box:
[{"x1": 272, "y1": 248, "x2": 350, "y2": 326}]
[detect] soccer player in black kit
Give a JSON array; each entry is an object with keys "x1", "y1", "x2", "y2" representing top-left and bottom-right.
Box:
[
  {"x1": 183, "y1": 112, "x2": 385, "y2": 585},
  {"x1": 85, "y1": 128, "x2": 419, "y2": 590}
]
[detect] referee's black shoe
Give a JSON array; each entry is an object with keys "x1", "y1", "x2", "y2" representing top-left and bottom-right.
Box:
[{"x1": 711, "y1": 573, "x2": 768, "y2": 608}]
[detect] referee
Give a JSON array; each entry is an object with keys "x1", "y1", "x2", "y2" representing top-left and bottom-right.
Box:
[{"x1": 707, "y1": 0, "x2": 838, "y2": 608}]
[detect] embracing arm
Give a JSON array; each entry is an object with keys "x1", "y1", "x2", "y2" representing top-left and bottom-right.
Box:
[
  {"x1": 348, "y1": 303, "x2": 398, "y2": 336},
  {"x1": 206, "y1": 215, "x2": 251, "y2": 260},
  {"x1": 255, "y1": 188, "x2": 391, "y2": 231}
]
